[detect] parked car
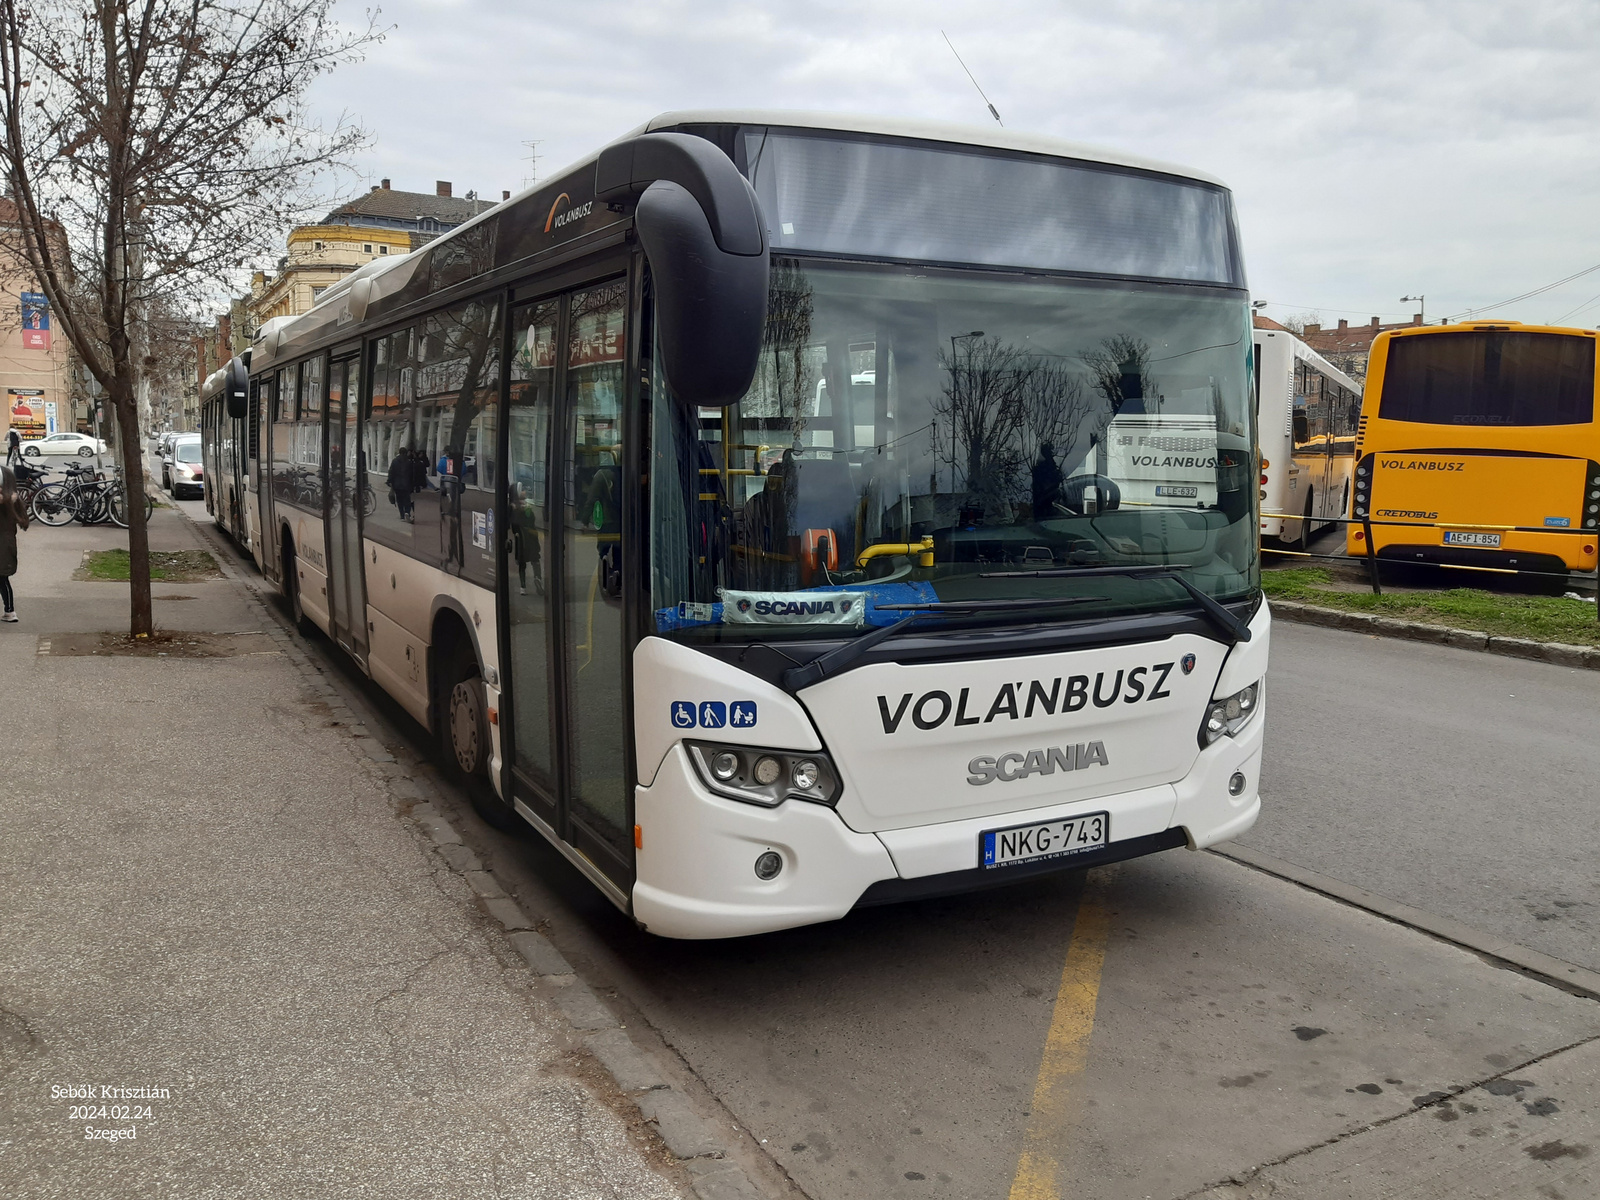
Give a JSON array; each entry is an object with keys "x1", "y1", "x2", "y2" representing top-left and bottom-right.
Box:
[
  {"x1": 22, "y1": 432, "x2": 107, "y2": 458},
  {"x1": 166, "y1": 437, "x2": 204, "y2": 498}
]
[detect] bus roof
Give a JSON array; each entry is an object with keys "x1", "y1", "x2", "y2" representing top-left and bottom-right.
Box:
[
  {"x1": 259, "y1": 110, "x2": 1232, "y2": 371},
  {"x1": 640, "y1": 109, "x2": 1230, "y2": 189}
]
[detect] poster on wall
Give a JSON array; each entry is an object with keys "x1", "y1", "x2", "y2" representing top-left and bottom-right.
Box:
[
  {"x1": 20, "y1": 292, "x2": 51, "y2": 350},
  {"x1": 8, "y1": 388, "x2": 46, "y2": 440}
]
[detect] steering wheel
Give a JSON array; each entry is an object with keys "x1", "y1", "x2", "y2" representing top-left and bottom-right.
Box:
[{"x1": 1058, "y1": 473, "x2": 1121, "y2": 514}]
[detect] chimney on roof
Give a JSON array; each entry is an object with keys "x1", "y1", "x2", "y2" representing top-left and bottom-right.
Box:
[
  {"x1": 380, "y1": 178, "x2": 390, "y2": 190},
  {"x1": 436, "y1": 180, "x2": 452, "y2": 198},
  {"x1": 1305, "y1": 323, "x2": 1321, "y2": 335},
  {"x1": 370, "y1": 185, "x2": 379, "y2": 192},
  {"x1": 1337, "y1": 319, "x2": 1348, "y2": 331},
  {"x1": 1412, "y1": 313, "x2": 1422, "y2": 326},
  {"x1": 502, "y1": 190, "x2": 510, "y2": 201},
  {"x1": 1371, "y1": 317, "x2": 1380, "y2": 329}
]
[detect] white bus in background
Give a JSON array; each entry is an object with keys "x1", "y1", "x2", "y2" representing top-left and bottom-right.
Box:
[
  {"x1": 203, "y1": 111, "x2": 1269, "y2": 939},
  {"x1": 1253, "y1": 325, "x2": 1361, "y2": 547}
]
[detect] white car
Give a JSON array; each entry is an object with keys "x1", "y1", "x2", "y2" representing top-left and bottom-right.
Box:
[{"x1": 22, "y1": 432, "x2": 107, "y2": 458}]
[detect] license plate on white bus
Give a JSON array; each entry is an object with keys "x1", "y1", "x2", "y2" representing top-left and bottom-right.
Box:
[
  {"x1": 1442, "y1": 531, "x2": 1501, "y2": 547},
  {"x1": 982, "y1": 812, "x2": 1109, "y2": 868},
  {"x1": 1156, "y1": 485, "x2": 1198, "y2": 498}
]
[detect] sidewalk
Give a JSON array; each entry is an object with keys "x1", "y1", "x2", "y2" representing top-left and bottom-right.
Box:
[{"x1": 0, "y1": 505, "x2": 686, "y2": 1198}]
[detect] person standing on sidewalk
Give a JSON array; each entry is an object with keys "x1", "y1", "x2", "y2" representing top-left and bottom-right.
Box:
[
  {"x1": 0, "y1": 464, "x2": 29, "y2": 621},
  {"x1": 4, "y1": 429, "x2": 20, "y2": 467}
]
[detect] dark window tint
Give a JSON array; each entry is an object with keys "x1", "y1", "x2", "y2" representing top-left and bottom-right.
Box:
[
  {"x1": 743, "y1": 130, "x2": 1243, "y2": 285},
  {"x1": 1380, "y1": 332, "x2": 1595, "y2": 426}
]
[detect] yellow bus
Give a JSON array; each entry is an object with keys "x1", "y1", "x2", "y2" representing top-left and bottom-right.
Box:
[{"x1": 1348, "y1": 321, "x2": 1600, "y2": 574}]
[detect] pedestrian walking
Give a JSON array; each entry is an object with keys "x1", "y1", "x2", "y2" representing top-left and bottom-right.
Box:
[
  {"x1": 0, "y1": 464, "x2": 30, "y2": 622},
  {"x1": 4, "y1": 429, "x2": 21, "y2": 467},
  {"x1": 385, "y1": 446, "x2": 415, "y2": 521}
]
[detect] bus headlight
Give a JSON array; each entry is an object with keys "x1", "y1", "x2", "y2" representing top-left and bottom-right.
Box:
[
  {"x1": 1200, "y1": 681, "x2": 1262, "y2": 747},
  {"x1": 686, "y1": 742, "x2": 842, "y2": 808}
]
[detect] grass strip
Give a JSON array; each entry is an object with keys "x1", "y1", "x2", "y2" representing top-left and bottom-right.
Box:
[
  {"x1": 78, "y1": 549, "x2": 223, "y2": 583},
  {"x1": 1263, "y1": 567, "x2": 1600, "y2": 648}
]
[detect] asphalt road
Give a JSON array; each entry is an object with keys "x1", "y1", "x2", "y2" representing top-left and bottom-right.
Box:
[
  {"x1": 1246, "y1": 619, "x2": 1600, "y2": 972},
  {"x1": 181, "y1": 497, "x2": 1600, "y2": 1199}
]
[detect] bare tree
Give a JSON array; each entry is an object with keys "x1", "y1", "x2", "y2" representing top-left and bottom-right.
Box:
[
  {"x1": 756, "y1": 260, "x2": 816, "y2": 449},
  {"x1": 934, "y1": 335, "x2": 1036, "y2": 514},
  {"x1": 1015, "y1": 361, "x2": 1112, "y2": 474},
  {"x1": 0, "y1": 0, "x2": 379, "y2": 636}
]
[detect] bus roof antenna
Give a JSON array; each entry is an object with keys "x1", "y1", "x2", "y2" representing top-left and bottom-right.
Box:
[{"x1": 942, "y1": 31, "x2": 1003, "y2": 126}]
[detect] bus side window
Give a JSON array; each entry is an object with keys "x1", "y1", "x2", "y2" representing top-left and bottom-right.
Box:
[{"x1": 367, "y1": 329, "x2": 420, "y2": 550}]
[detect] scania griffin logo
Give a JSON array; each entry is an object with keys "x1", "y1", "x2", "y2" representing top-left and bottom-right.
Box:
[
  {"x1": 1181, "y1": 653, "x2": 1196, "y2": 675},
  {"x1": 967, "y1": 741, "x2": 1109, "y2": 785},
  {"x1": 876, "y1": 663, "x2": 1176, "y2": 734}
]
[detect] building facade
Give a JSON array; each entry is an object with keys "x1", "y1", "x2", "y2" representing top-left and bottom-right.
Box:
[
  {"x1": 1299, "y1": 314, "x2": 1425, "y2": 383},
  {"x1": 0, "y1": 198, "x2": 79, "y2": 443},
  {"x1": 248, "y1": 180, "x2": 504, "y2": 329}
]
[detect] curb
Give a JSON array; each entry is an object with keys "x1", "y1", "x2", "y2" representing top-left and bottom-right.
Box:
[
  {"x1": 1269, "y1": 599, "x2": 1600, "y2": 670},
  {"x1": 186, "y1": 516, "x2": 772, "y2": 1200}
]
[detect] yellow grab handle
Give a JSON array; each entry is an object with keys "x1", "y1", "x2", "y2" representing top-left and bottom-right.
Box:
[{"x1": 857, "y1": 536, "x2": 935, "y2": 569}]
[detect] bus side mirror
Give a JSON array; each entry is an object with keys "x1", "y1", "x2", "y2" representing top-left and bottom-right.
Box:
[
  {"x1": 597, "y1": 133, "x2": 769, "y2": 407},
  {"x1": 1292, "y1": 412, "x2": 1309, "y2": 443},
  {"x1": 225, "y1": 355, "x2": 249, "y2": 419}
]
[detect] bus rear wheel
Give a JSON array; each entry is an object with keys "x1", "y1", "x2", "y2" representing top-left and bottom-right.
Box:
[{"x1": 1294, "y1": 490, "x2": 1314, "y2": 552}]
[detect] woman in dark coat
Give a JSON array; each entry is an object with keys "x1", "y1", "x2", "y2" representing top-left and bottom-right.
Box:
[{"x1": 0, "y1": 464, "x2": 29, "y2": 621}]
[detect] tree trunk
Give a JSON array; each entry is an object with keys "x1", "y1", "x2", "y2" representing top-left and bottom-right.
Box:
[{"x1": 112, "y1": 389, "x2": 153, "y2": 637}]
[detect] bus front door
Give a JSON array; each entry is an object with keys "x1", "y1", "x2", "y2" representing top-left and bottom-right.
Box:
[
  {"x1": 325, "y1": 353, "x2": 368, "y2": 662},
  {"x1": 502, "y1": 279, "x2": 634, "y2": 896}
]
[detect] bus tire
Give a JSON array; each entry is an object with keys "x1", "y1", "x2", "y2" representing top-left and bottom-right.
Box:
[
  {"x1": 282, "y1": 539, "x2": 316, "y2": 636},
  {"x1": 439, "y1": 641, "x2": 519, "y2": 831}
]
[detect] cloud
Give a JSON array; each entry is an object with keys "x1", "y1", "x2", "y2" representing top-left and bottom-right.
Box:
[{"x1": 309, "y1": 0, "x2": 1600, "y2": 324}]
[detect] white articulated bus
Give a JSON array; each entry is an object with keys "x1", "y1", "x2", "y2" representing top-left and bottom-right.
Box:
[
  {"x1": 204, "y1": 112, "x2": 1269, "y2": 939},
  {"x1": 1253, "y1": 325, "x2": 1361, "y2": 546}
]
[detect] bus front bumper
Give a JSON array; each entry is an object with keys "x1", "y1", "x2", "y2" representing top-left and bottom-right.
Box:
[{"x1": 631, "y1": 712, "x2": 1263, "y2": 941}]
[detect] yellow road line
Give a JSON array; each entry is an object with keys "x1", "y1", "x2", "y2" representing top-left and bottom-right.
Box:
[{"x1": 1008, "y1": 865, "x2": 1118, "y2": 1200}]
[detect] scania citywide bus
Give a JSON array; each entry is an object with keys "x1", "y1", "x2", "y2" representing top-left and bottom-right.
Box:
[
  {"x1": 1252, "y1": 322, "x2": 1361, "y2": 548},
  {"x1": 1349, "y1": 321, "x2": 1600, "y2": 573},
  {"x1": 204, "y1": 112, "x2": 1269, "y2": 939}
]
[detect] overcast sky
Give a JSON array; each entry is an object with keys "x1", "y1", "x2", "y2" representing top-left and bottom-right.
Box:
[{"x1": 307, "y1": 0, "x2": 1600, "y2": 328}]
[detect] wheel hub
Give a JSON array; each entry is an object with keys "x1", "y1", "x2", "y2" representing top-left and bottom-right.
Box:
[{"x1": 449, "y1": 679, "x2": 482, "y2": 772}]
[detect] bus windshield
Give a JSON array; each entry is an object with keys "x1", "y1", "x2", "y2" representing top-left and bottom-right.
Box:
[
  {"x1": 1379, "y1": 330, "x2": 1596, "y2": 427},
  {"x1": 650, "y1": 259, "x2": 1256, "y2": 640}
]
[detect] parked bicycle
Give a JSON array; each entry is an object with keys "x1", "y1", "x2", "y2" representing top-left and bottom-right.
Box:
[{"x1": 29, "y1": 465, "x2": 153, "y2": 528}]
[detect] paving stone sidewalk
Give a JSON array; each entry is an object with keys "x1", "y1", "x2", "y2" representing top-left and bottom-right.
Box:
[{"x1": 0, "y1": 506, "x2": 687, "y2": 1199}]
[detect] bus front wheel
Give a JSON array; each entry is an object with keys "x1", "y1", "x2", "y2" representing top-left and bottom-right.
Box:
[
  {"x1": 282, "y1": 540, "x2": 316, "y2": 636},
  {"x1": 440, "y1": 644, "x2": 519, "y2": 831}
]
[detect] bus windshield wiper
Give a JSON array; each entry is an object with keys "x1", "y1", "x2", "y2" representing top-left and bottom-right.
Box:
[
  {"x1": 979, "y1": 564, "x2": 1252, "y2": 645},
  {"x1": 781, "y1": 596, "x2": 1107, "y2": 691}
]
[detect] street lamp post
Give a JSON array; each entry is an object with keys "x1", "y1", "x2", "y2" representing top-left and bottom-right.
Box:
[
  {"x1": 950, "y1": 330, "x2": 984, "y2": 359},
  {"x1": 1401, "y1": 295, "x2": 1425, "y2": 325}
]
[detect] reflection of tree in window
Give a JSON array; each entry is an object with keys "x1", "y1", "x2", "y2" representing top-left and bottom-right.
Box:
[{"x1": 934, "y1": 335, "x2": 1034, "y2": 519}]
